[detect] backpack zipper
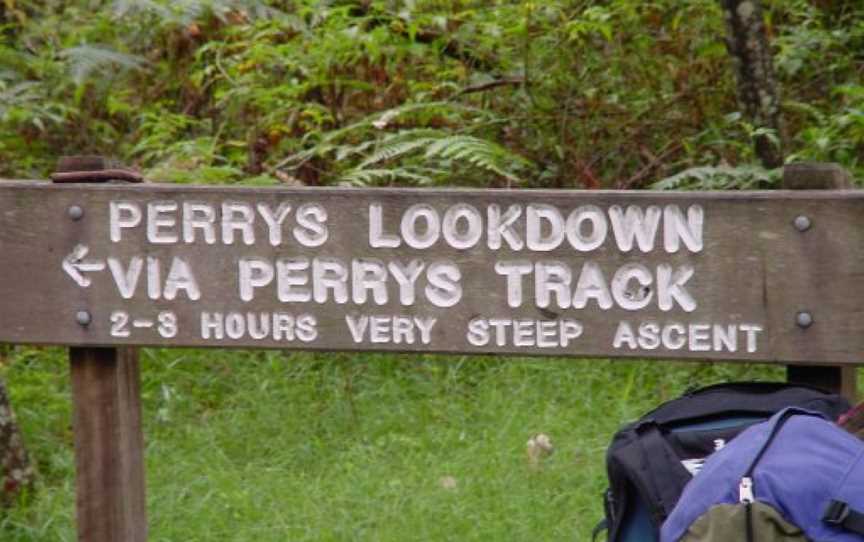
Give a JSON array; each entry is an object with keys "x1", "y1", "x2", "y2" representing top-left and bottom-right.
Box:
[
  {"x1": 737, "y1": 410, "x2": 821, "y2": 541},
  {"x1": 739, "y1": 477, "x2": 754, "y2": 504}
]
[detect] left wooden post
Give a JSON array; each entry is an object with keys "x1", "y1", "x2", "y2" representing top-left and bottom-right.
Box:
[
  {"x1": 70, "y1": 347, "x2": 147, "y2": 541},
  {"x1": 53, "y1": 157, "x2": 148, "y2": 542}
]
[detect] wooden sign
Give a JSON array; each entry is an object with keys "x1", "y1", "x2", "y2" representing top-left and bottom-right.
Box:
[{"x1": 1, "y1": 180, "x2": 862, "y2": 364}]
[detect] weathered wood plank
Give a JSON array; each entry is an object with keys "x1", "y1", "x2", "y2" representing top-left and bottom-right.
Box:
[
  {"x1": 0, "y1": 180, "x2": 863, "y2": 364},
  {"x1": 782, "y1": 162, "x2": 858, "y2": 400},
  {"x1": 70, "y1": 347, "x2": 147, "y2": 542}
]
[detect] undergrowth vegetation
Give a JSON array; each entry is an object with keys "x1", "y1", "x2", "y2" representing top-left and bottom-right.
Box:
[{"x1": 1, "y1": 0, "x2": 862, "y2": 187}]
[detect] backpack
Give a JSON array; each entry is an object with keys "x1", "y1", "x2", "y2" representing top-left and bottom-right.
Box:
[
  {"x1": 660, "y1": 407, "x2": 864, "y2": 542},
  {"x1": 595, "y1": 382, "x2": 850, "y2": 542}
]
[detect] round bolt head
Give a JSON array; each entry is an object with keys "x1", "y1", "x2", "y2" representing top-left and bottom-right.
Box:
[
  {"x1": 67, "y1": 205, "x2": 84, "y2": 221},
  {"x1": 75, "y1": 310, "x2": 92, "y2": 326},
  {"x1": 795, "y1": 311, "x2": 813, "y2": 329},
  {"x1": 793, "y1": 215, "x2": 811, "y2": 232}
]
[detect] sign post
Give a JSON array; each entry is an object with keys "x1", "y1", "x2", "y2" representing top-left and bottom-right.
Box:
[
  {"x1": 53, "y1": 158, "x2": 147, "y2": 542},
  {"x1": 69, "y1": 347, "x2": 146, "y2": 542}
]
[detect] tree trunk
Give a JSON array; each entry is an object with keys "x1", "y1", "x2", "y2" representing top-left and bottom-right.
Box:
[
  {"x1": 720, "y1": 0, "x2": 785, "y2": 168},
  {"x1": 0, "y1": 377, "x2": 35, "y2": 504}
]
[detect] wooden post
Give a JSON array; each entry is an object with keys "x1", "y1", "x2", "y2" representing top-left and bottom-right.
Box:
[
  {"x1": 70, "y1": 348, "x2": 147, "y2": 542},
  {"x1": 54, "y1": 157, "x2": 148, "y2": 542},
  {"x1": 783, "y1": 162, "x2": 858, "y2": 401}
]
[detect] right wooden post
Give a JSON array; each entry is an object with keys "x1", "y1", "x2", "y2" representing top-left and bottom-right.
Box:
[{"x1": 783, "y1": 162, "x2": 859, "y2": 402}]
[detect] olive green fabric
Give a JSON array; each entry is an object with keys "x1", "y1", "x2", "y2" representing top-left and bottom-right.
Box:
[{"x1": 680, "y1": 502, "x2": 809, "y2": 542}]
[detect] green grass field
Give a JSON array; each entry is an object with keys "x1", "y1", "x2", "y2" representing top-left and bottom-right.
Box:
[{"x1": 2, "y1": 346, "x2": 848, "y2": 540}]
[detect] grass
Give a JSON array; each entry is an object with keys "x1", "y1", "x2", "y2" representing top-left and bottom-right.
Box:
[{"x1": 0, "y1": 345, "x2": 826, "y2": 541}]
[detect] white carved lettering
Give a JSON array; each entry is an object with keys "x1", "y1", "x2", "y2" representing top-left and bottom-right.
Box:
[
  {"x1": 110, "y1": 201, "x2": 142, "y2": 242},
  {"x1": 494, "y1": 260, "x2": 533, "y2": 308},
  {"x1": 526, "y1": 204, "x2": 564, "y2": 251},
  {"x1": 609, "y1": 205, "x2": 661, "y2": 252},
  {"x1": 368, "y1": 203, "x2": 401, "y2": 248},
  {"x1": 183, "y1": 202, "x2": 216, "y2": 244},
  {"x1": 147, "y1": 201, "x2": 178, "y2": 244},
  {"x1": 401, "y1": 204, "x2": 440, "y2": 249},
  {"x1": 566, "y1": 205, "x2": 607, "y2": 251},
  {"x1": 487, "y1": 204, "x2": 524, "y2": 250},
  {"x1": 256, "y1": 202, "x2": 292, "y2": 246},
  {"x1": 442, "y1": 203, "x2": 482, "y2": 250},
  {"x1": 664, "y1": 205, "x2": 704, "y2": 253},
  {"x1": 221, "y1": 202, "x2": 255, "y2": 245},
  {"x1": 294, "y1": 203, "x2": 328, "y2": 247}
]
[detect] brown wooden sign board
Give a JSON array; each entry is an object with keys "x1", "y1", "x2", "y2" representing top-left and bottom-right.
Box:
[{"x1": 1, "y1": 180, "x2": 863, "y2": 364}]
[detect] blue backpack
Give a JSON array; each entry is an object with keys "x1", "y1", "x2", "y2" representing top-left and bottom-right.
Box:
[
  {"x1": 661, "y1": 408, "x2": 864, "y2": 542},
  {"x1": 595, "y1": 383, "x2": 850, "y2": 541}
]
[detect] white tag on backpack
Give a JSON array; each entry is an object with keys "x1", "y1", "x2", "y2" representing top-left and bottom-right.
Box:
[{"x1": 681, "y1": 458, "x2": 706, "y2": 476}]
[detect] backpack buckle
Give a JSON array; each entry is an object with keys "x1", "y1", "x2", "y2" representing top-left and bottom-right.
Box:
[
  {"x1": 823, "y1": 500, "x2": 851, "y2": 525},
  {"x1": 738, "y1": 477, "x2": 754, "y2": 504}
]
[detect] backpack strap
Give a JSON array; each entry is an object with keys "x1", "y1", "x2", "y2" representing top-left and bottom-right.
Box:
[
  {"x1": 636, "y1": 421, "x2": 692, "y2": 521},
  {"x1": 822, "y1": 500, "x2": 864, "y2": 535}
]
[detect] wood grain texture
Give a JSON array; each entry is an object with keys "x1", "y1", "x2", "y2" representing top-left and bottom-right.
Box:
[
  {"x1": 783, "y1": 162, "x2": 858, "y2": 400},
  {"x1": 70, "y1": 347, "x2": 146, "y2": 542},
  {"x1": 0, "y1": 180, "x2": 863, "y2": 364}
]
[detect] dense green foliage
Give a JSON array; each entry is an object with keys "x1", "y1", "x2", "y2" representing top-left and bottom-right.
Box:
[{"x1": 1, "y1": 0, "x2": 862, "y2": 187}]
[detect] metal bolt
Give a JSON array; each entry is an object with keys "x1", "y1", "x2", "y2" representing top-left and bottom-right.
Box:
[
  {"x1": 75, "y1": 310, "x2": 92, "y2": 326},
  {"x1": 793, "y1": 215, "x2": 811, "y2": 232},
  {"x1": 796, "y1": 311, "x2": 813, "y2": 329},
  {"x1": 67, "y1": 205, "x2": 84, "y2": 221}
]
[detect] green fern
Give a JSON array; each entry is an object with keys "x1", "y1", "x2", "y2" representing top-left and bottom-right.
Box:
[
  {"x1": 61, "y1": 45, "x2": 148, "y2": 85},
  {"x1": 273, "y1": 99, "x2": 535, "y2": 186},
  {"x1": 652, "y1": 165, "x2": 780, "y2": 190},
  {"x1": 274, "y1": 102, "x2": 494, "y2": 170},
  {"x1": 356, "y1": 129, "x2": 443, "y2": 169},
  {"x1": 335, "y1": 131, "x2": 533, "y2": 186},
  {"x1": 334, "y1": 139, "x2": 377, "y2": 161},
  {"x1": 423, "y1": 135, "x2": 531, "y2": 184},
  {"x1": 339, "y1": 168, "x2": 436, "y2": 186},
  {"x1": 112, "y1": 0, "x2": 276, "y2": 26}
]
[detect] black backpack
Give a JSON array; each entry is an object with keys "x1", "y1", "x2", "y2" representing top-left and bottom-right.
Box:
[{"x1": 594, "y1": 382, "x2": 851, "y2": 542}]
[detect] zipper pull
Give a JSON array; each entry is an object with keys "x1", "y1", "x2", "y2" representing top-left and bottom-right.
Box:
[{"x1": 739, "y1": 477, "x2": 754, "y2": 504}]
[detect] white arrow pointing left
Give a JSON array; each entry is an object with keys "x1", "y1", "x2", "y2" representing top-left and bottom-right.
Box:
[{"x1": 62, "y1": 244, "x2": 106, "y2": 288}]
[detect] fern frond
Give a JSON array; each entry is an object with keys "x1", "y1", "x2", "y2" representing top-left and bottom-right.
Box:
[
  {"x1": 275, "y1": 100, "x2": 502, "y2": 171},
  {"x1": 112, "y1": 0, "x2": 175, "y2": 21},
  {"x1": 334, "y1": 139, "x2": 377, "y2": 161},
  {"x1": 0, "y1": 81, "x2": 39, "y2": 105},
  {"x1": 357, "y1": 129, "x2": 445, "y2": 169},
  {"x1": 339, "y1": 168, "x2": 434, "y2": 186},
  {"x1": 61, "y1": 45, "x2": 148, "y2": 85},
  {"x1": 424, "y1": 135, "x2": 531, "y2": 183},
  {"x1": 653, "y1": 165, "x2": 780, "y2": 190}
]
